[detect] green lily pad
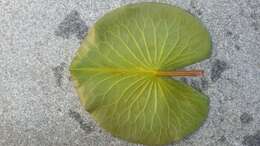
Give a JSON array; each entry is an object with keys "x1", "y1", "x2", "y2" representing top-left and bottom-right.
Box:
[{"x1": 70, "y1": 2, "x2": 211, "y2": 145}]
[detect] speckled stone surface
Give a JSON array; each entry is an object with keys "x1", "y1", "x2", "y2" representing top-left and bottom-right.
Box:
[{"x1": 0, "y1": 0, "x2": 260, "y2": 146}]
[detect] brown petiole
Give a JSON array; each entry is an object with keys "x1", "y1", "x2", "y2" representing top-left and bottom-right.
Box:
[{"x1": 156, "y1": 70, "x2": 204, "y2": 77}]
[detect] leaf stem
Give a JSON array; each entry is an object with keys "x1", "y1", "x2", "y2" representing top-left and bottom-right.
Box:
[{"x1": 156, "y1": 70, "x2": 204, "y2": 77}]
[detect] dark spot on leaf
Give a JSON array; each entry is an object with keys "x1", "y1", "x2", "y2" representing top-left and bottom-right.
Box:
[
  {"x1": 52, "y1": 63, "x2": 66, "y2": 87},
  {"x1": 69, "y1": 110, "x2": 94, "y2": 134},
  {"x1": 211, "y1": 59, "x2": 228, "y2": 82},
  {"x1": 55, "y1": 10, "x2": 88, "y2": 40},
  {"x1": 240, "y1": 112, "x2": 253, "y2": 124},
  {"x1": 242, "y1": 131, "x2": 260, "y2": 146}
]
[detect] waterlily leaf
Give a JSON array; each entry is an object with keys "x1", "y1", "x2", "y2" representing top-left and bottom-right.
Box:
[{"x1": 70, "y1": 2, "x2": 211, "y2": 145}]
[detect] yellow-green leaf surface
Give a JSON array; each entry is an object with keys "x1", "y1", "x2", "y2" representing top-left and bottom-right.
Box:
[{"x1": 70, "y1": 2, "x2": 211, "y2": 145}]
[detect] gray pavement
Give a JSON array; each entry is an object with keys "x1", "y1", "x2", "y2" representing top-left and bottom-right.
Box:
[{"x1": 0, "y1": 0, "x2": 260, "y2": 146}]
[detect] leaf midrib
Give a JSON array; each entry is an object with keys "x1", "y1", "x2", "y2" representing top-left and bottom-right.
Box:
[{"x1": 70, "y1": 67, "x2": 160, "y2": 76}]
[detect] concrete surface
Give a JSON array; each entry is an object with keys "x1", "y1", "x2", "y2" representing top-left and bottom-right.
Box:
[{"x1": 0, "y1": 0, "x2": 260, "y2": 146}]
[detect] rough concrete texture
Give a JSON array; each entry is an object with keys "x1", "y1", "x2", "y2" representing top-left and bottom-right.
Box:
[{"x1": 0, "y1": 0, "x2": 260, "y2": 146}]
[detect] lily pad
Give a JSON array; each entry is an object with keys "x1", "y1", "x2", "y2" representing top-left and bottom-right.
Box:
[{"x1": 70, "y1": 2, "x2": 211, "y2": 145}]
